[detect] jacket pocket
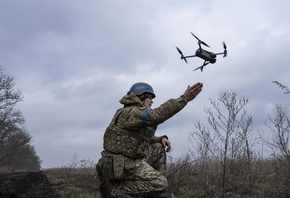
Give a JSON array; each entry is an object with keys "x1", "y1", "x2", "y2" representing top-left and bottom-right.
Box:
[{"x1": 113, "y1": 154, "x2": 125, "y2": 179}]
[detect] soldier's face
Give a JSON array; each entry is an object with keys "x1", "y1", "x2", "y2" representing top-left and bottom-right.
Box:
[{"x1": 143, "y1": 96, "x2": 153, "y2": 108}]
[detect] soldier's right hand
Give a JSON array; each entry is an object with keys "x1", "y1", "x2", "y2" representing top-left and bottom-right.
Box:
[{"x1": 184, "y1": 82, "x2": 203, "y2": 102}]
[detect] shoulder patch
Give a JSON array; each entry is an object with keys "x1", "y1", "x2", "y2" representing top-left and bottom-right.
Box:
[{"x1": 139, "y1": 107, "x2": 147, "y2": 110}]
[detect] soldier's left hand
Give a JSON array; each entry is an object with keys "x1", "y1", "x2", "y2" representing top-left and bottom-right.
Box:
[{"x1": 162, "y1": 137, "x2": 171, "y2": 152}]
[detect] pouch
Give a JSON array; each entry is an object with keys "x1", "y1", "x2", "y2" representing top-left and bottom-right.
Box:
[
  {"x1": 124, "y1": 157, "x2": 136, "y2": 175},
  {"x1": 113, "y1": 154, "x2": 125, "y2": 179},
  {"x1": 96, "y1": 155, "x2": 114, "y2": 183}
]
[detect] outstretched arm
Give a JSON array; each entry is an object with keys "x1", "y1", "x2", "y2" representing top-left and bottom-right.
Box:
[{"x1": 118, "y1": 82, "x2": 203, "y2": 128}]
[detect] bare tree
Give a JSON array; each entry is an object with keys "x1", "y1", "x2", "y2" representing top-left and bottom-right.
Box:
[
  {"x1": 265, "y1": 104, "x2": 290, "y2": 161},
  {"x1": 0, "y1": 66, "x2": 41, "y2": 171},
  {"x1": 189, "y1": 90, "x2": 254, "y2": 197},
  {"x1": 264, "y1": 103, "x2": 290, "y2": 196}
]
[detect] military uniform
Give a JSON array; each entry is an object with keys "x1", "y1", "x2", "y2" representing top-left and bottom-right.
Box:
[{"x1": 97, "y1": 86, "x2": 188, "y2": 198}]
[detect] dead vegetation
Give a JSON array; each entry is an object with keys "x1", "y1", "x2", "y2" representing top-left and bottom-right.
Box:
[
  {"x1": 41, "y1": 156, "x2": 290, "y2": 198},
  {"x1": 166, "y1": 155, "x2": 290, "y2": 198},
  {"x1": 43, "y1": 156, "x2": 101, "y2": 198},
  {"x1": 1, "y1": 154, "x2": 290, "y2": 197}
]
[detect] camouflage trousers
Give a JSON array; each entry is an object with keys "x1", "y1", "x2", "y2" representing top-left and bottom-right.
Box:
[{"x1": 104, "y1": 143, "x2": 168, "y2": 198}]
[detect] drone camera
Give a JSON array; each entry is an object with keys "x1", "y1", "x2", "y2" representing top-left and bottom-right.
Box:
[{"x1": 210, "y1": 59, "x2": 216, "y2": 64}]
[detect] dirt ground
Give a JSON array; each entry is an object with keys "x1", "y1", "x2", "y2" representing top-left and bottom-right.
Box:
[{"x1": 0, "y1": 171, "x2": 59, "y2": 198}]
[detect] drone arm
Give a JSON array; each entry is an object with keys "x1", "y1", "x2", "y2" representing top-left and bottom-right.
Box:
[
  {"x1": 193, "y1": 61, "x2": 209, "y2": 72},
  {"x1": 183, "y1": 55, "x2": 197, "y2": 58},
  {"x1": 198, "y1": 42, "x2": 202, "y2": 50},
  {"x1": 193, "y1": 66, "x2": 201, "y2": 71},
  {"x1": 215, "y1": 51, "x2": 227, "y2": 58},
  {"x1": 214, "y1": 52, "x2": 225, "y2": 56}
]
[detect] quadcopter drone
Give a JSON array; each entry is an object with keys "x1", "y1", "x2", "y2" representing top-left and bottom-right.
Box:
[{"x1": 176, "y1": 32, "x2": 227, "y2": 72}]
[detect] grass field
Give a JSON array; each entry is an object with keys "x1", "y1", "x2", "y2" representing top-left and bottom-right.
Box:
[
  {"x1": 44, "y1": 167, "x2": 101, "y2": 198},
  {"x1": 2, "y1": 156, "x2": 290, "y2": 198}
]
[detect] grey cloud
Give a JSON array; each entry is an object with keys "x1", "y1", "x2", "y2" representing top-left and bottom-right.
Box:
[{"x1": 1, "y1": 0, "x2": 290, "y2": 168}]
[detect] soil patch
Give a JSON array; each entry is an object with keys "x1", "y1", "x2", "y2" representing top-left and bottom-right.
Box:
[{"x1": 0, "y1": 171, "x2": 59, "y2": 198}]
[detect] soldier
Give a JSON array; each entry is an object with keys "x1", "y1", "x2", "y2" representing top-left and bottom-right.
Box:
[{"x1": 97, "y1": 82, "x2": 203, "y2": 197}]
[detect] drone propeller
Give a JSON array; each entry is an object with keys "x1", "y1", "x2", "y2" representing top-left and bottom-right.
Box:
[
  {"x1": 214, "y1": 42, "x2": 228, "y2": 57},
  {"x1": 176, "y1": 47, "x2": 188, "y2": 63},
  {"x1": 223, "y1": 42, "x2": 227, "y2": 57},
  {"x1": 176, "y1": 47, "x2": 183, "y2": 55},
  {"x1": 190, "y1": 32, "x2": 210, "y2": 48}
]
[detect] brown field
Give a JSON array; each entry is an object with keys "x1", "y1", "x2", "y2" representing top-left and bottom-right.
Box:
[{"x1": 1, "y1": 157, "x2": 290, "y2": 198}]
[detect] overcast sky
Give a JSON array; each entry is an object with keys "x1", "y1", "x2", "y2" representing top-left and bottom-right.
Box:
[{"x1": 1, "y1": 0, "x2": 289, "y2": 168}]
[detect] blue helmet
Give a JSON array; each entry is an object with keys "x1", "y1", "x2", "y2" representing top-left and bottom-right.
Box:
[{"x1": 129, "y1": 82, "x2": 156, "y2": 98}]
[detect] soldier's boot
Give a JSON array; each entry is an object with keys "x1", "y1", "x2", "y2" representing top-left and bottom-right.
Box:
[
  {"x1": 100, "y1": 183, "x2": 110, "y2": 198},
  {"x1": 152, "y1": 192, "x2": 169, "y2": 198}
]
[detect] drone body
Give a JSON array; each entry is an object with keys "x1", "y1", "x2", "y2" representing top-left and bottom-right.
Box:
[
  {"x1": 176, "y1": 32, "x2": 227, "y2": 72},
  {"x1": 195, "y1": 48, "x2": 217, "y2": 64}
]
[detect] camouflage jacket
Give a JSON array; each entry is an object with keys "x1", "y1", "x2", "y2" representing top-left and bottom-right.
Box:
[{"x1": 103, "y1": 92, "x2": 188, "y2": 159}]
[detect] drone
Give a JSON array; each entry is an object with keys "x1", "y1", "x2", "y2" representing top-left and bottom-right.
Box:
[{"x1": 176, "y1": 32, "x2": 227, "y2": 72}]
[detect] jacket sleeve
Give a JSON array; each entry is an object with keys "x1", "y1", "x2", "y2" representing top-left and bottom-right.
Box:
[
  {"x1": 146, "y1": 95, "x2": 188, "y2": 126},
  {"x1": 150, "y1": 135, "x2": 168, "y2": 144},
  {"x1": 117, "y1": 94, "x2": 188, "y2": 129}
]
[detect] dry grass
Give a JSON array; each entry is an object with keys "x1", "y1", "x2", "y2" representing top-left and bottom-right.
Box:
[
  {"x1": 37, "y1": 155, "x2": 290, "y2": 198},
  {"x1": 166, "y1": 156, "x2": 290, "y2": 198},
  {"x1": 43, "y1": 157, "x2": 101, "y2": 198},
  {"x1": 0, "y1": 166, "x2": 29, "y2": 174},
  {"x1": 44, "y1": 169, "x2": 101, "y2": 198}
]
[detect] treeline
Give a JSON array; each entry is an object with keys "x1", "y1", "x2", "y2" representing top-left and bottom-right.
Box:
[
  {"x1": 0, "y1": 66, "x2": 41, "y2": 171},
  {"x1": 166, "y1": 89, "x2": 290, "y2": 198}
]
